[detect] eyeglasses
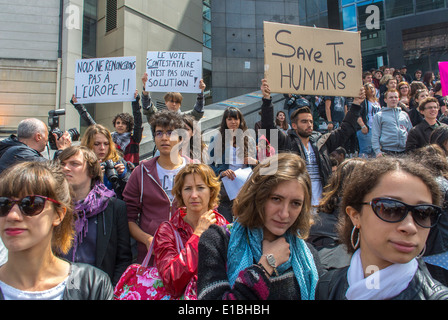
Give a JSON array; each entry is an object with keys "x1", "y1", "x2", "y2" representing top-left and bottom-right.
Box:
[
  {"x1": 0, "y1": 195, "x2": 61, "y2": 217},
  {"x1": 361, "y1": 197, "x2": 441, "y2": 228},
  {"x1": 154, "y1": 130, "x2": 174, "y2": 138}
]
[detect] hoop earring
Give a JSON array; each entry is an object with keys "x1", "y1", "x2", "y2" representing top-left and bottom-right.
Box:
[
  {"x1": 417, "y1": 245, "x2": 426, "y2": 259},
  {"x1": 351, "y1": 226, "x2": 360, "y2": 250}
]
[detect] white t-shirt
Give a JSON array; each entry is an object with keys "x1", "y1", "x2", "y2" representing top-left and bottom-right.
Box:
[
  {"x1": 303, "y1": 142, "x2": 323, "y2": 207},
  {"x1": 0, "y1": 237, "x2": 7, "y2": 266},
  {"x1": 156, "y1": 157, "x2": 187, "y2": 201},
  {"x1": 228, "y1": 146, "x2": 245, "y2": 172},
  {"x1": 0, "y1": 277, "x2": 68, "y2": 300}
]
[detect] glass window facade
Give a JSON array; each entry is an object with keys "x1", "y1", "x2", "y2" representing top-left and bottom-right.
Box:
[
  {"x1": 416, "y1": 0, "x2": 445, "y2": 12},
  {"x1": 296, "y1": 0, "x2": 448, "y2": 71},
  {"x1": 81, "y1": 0, "x2": 98, "y2": 130},
  {"x1": 82, "y1": 0, "x2": 97, "y2": 59},
  {"x1": 384, "y1": 0, "x2": 414, "y2": 18},
  {"x1": 342, "y1": 5, "x2": 357, "y2": 29},
  {"x1": 298, "y1": 0, "x2": 328, "y2": 28},
  {"x1": 203, "y1": 1, "x2": 211, "y2": 48}
]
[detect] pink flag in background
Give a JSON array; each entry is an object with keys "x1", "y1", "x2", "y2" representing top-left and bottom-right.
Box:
[{"x1": 439, "y1": 61, "x2": 448, "y2": 96}]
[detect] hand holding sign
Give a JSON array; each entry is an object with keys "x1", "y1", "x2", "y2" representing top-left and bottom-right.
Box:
[
  {"x1": 260, "y1": 79, "x2": 271, "y2": 99},
  {"x1": 264, "y1": 22, "x2": 362, "y2": 97}
]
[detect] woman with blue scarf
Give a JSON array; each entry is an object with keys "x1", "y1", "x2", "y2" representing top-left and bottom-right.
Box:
[{"x1": 197, "y1": 153, "x2": 323, "y2": 300}]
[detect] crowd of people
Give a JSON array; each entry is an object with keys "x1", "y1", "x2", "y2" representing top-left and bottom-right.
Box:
[{"x1": 1, "y1": 65, "x2": 448, "y2": 301}]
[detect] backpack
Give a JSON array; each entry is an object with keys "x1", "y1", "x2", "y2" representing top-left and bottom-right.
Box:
[{"x1": 317, "y1": 97, "x2": 329, "y2": 120}]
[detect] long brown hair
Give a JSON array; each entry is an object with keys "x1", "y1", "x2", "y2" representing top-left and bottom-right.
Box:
[
  {"x1": 318, "y1": 158, "x2": 366, "y2": 214},
  {"x1": 218, "y1": 107, "x2": 254, "y2": 161},
  {"x1": 233, "y1": 153, "x2": 313, "y2": 238},
  {"x1": 81, "y1": 124, "x2": 121, "y2": 162},
  {"x1": 275, "y1": 110, "x2": 289, "y2": 130}
]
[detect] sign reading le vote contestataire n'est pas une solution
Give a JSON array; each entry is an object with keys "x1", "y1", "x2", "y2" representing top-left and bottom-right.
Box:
[
  {"x1": 146, "y1": 51, "x2": 203, "y2": 94},
  {"x1": 74, "y1": 56, "x2": 137, "y2": 104},
  {"x1": 264, "y1": 21, "x2": 362, "y2": 98}
]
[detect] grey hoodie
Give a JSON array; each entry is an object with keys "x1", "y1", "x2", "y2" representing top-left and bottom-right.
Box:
[{"x1": 371, "y1": 106, "x2": 413, "y2": 155}]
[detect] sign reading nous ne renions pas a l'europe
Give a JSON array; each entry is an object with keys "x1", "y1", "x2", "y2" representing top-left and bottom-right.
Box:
[{"x1": 74, "y1": 56, "x2": 137, "y2": 104}]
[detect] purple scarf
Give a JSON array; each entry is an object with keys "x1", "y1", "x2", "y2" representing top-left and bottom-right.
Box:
[{"x1": 72, "y1": 182, "x2": 116, "y2": 260}]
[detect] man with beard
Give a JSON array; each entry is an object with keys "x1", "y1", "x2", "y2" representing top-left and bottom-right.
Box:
[{"x1": 259, "y1": 79, "x2": 365, "y2": 208}]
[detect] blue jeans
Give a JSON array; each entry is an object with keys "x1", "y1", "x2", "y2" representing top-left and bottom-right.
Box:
[{"x1": 357, "y1": 129, "x2": 374, "y2": 158}]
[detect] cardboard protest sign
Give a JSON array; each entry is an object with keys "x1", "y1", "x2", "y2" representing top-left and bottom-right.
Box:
[
  {"x1": 74, "y1": 56, "x2": 137, "y2": 104},
  {"x1": 146, "y1": 51, "x2": 202, "y2": 93},
  {"x1": 264, "y1": 22, "x2": 362, "y2": 97},
  {"x1": 438, "y1": 62, "x2": 448, "y2": 96}
]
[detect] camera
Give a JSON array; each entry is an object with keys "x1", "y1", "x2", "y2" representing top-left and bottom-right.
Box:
[
  {"x1": 286, "y1": 94, "x2": 301, "y2": 107},
  {"x1": 287, "y1": 95, "x2": 310, "y2": 110},
  {"x1": 101, "y1": 160, "x2": 119, "y2": 183},
  {"x1": 48, "y1": 109, "x2": 80, "y2": 150}
]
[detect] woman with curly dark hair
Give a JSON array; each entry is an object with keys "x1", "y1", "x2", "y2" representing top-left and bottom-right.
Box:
[
  {"x1": 111, "y1": 90, "x2": 143, "y2": 166},
  {"x1": 316, "y1": 156, "x2": 448, "y2": 300}
]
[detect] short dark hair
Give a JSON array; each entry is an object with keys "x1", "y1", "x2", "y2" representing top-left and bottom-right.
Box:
[
  {"x1": 112, "y1": 113, "x2": 134, "y2": 133},
  {"x1": 418, "y1": 96, "x2": 439, "y2": 112},
  {"x1": 149, "y1": 110, "x2": 186, "y2": 137},
  {"x1": 362, "y1": 71, "x2": 372, "y2": 79},
  {"x1": 290, "y1": 106, "x2": 312, "y2": 124}
]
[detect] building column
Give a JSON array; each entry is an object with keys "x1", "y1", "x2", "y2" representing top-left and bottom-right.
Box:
[{"x1": 59, "y1": 0, "x2": 84, "y2": 131}]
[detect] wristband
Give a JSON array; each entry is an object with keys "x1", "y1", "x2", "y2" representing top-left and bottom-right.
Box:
[{"x1": 257, "y1": 263, "x2": 271, "y2": 277}]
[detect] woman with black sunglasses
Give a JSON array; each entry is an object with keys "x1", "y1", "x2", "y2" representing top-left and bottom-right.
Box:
[
  {"x1": 0, "y1": 161, "x2": 113, "y2": 300},
  {"x1": 316, "y1": 156, "x2": 448, "y2": 300}
]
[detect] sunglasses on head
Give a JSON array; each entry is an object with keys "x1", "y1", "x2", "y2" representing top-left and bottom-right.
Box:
[
  {"x1": 0, "y1": 195, "x2": 61, "y2": 217},
  {"x1": 361, "y1": 197, "x2": 441, "y2": 228}
]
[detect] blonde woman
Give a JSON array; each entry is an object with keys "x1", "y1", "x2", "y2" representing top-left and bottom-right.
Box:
[
  {"x1": 81, "y1": 124, "x2": 133, "y2": 199},
  {"x1": 152, "y1": 164, "x2": 228, "y2": 299}
]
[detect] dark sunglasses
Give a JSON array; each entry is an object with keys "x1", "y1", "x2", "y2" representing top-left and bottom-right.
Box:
[
  {"x1": 362, "y1": 197, "x2": 441, "y2": 228},
  {"x1": 0, "y1": 195, "x2": 61, "y2": 217}
]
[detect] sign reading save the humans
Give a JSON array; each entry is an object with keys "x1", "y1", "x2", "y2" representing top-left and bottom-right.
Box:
[
  {"x1": 146, "y1": 51, "x2": 202, "y2": 93},
  {"x1": 264, "y1": 22, "x2": 362, "y2": 97},
  {"x1": 74, "y1": 56, "x2": 137, "y2": 104}
]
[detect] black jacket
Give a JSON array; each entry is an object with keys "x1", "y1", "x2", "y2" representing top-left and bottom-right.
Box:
[
  {"x1": 261, "y1": 98, "x2": 361, "y2": 188},
  {"x1": 0, "y1": 262, "x2": 114, "y2": 300},
  {"x1": 0, "y1": 135, "x2": 46, "y2": 175},
  {"x1": 0, "y1": 134, "x2": 22, "y2": 159},
  {"x1": 95, "y1": 197, "x2": 132, "y2": 285},
  {"x1": 315, "y1": 259, "x2": 448, "y2": 300},
  {"x1": 406, "y1": 120, "x2": 445, "y2": 153},
  {"x1": 64, "y1": 197, "x2": 132, "y2": 286}
]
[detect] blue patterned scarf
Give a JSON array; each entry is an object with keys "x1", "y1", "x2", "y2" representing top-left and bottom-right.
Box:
[{"x1": 226, "y1": 221, "x2": 319, "y2": 300}]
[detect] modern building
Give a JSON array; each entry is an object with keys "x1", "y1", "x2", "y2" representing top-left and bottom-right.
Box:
[
  {"x1": 0, "y1": 0, "x2": 209, "y2": 134},
  {"x1": 2, "y1": 0, "x2": 447, "y2": 133},
  {"x1": 210, "y1": 0, "x2": 448, "y2": 102}
]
